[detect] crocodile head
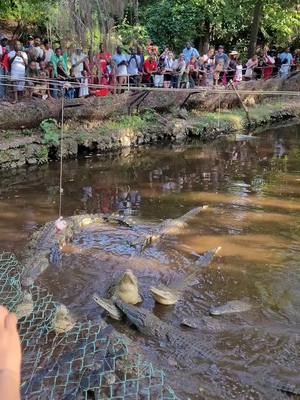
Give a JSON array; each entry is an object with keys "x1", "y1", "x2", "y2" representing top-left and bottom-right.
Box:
[
  {"x1": 113, "y1": 270, "x2": 142, "y2": 305},
  {"x1": 93, "y1": 294, "x2": 122, "y2": 320},
  {"x1": 121, "y1": 270, "x2": 138, "y2": 286},
  {"x1": 115, "y1": 300, "x2": 151, "y2": 334},
  {"x1": 150, "y1": 286, "x2": 179, "y2": 305}
]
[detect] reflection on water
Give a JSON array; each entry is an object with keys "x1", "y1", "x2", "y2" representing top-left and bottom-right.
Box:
[{"x1": 1, "y1": 123, "x2": 300, "y2": 398}]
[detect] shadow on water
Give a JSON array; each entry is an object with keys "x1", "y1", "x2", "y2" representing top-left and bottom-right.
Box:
[{"x1": 1, "y1": 123, "x2": 300, "y2": 398}]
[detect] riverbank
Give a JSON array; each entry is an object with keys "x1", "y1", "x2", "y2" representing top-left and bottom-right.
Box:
[{"x1": 0, "y1": 99, "x2": 299, "y2": 170}]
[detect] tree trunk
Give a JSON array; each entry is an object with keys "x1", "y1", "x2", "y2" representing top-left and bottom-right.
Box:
[
  {"x1": 197, "y1": 20, "x2": 210, "y2": 55},
  {"x1": 0, "y1": 93, "x2": 130, "y2": 131},
  {"x1": 248, "y1": 0, "x2": 263, "y2": 58},
  {"x1": 134, "y1": 0, "x2": 139, "y2": 23}
]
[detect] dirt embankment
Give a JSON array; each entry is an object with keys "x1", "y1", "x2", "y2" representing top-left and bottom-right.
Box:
[
  {"x1": 0, "y1": 73, "x2": 299, "y2": 170},
  {"x1": 1, "y1": 73, "x2": 299, "y2": 131},
  {"x1": 0, "y1": 99, "x2": 299, "y2": 170}
]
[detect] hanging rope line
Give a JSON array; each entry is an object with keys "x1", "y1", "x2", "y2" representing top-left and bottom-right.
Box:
[
  {"x1": 59, "y1": 87, "x2": 65, "y2": 218},
  {"x1": 0, "y1": 75, "x2": 299, "y2": 96},
  {"x1": 218, "y1": 92, "x2": 221, "y2": 129}
]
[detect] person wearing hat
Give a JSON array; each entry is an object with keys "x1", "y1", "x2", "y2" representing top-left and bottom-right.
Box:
[
  {"x1": 227, "y1": 50, "x2": 239, "y2": 81},
  {"x1": 25, "y1": 35, "x2": 34, "y2": 50},
  {"x1": 214, "y1": 45, "x2": 229, "y2": 84}
]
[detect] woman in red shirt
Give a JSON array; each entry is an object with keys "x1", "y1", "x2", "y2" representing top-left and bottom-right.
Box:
[{"x1": 143, "y1": 56, "x2": 158, "y2": 86}]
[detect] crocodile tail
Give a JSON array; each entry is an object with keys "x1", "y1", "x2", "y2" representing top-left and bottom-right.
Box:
[{"x1": 179, "y1": 205, "x2": 209, "y2": 223}]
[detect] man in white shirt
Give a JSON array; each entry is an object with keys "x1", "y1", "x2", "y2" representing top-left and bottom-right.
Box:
[
  {"x1": 8, "y1": 41, "x2": 28, "y2": 102},
  {"x1": 33, "y1": 36, "x2": 44, "y2": 62},
  {"x1": 127, "y1": 48, "x2": 141, "y2": 86},
  {"x1": 71, "y1": 48, "x2": 88, "y2": 97},
  {"x1": 43, "y1": 39, "x2": 54, "y2": 64}
]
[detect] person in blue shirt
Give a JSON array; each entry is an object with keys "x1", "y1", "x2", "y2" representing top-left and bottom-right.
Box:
[
  {"x1": 182, "y1": 42, "x2": 199, "y2": 63},
  {"x1": 214, "y1": 45, "x2": 229, "y2": 84},
  {"x1": 215, "y1": 45, "x2": 229, "y2": 68},
  {"x1": 279, "y1": 47, "x2": 293, "y2": 78},
  {"x1": 279, "y1": 47, "x2": 293, "y2": 65}
]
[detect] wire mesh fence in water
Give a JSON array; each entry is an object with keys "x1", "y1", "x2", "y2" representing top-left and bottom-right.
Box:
[{"x1": 0, "y1": 252, "x2": 178, "y2": 400}]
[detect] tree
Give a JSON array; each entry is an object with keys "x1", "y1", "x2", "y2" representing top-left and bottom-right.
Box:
[
  {"x1": 248, "y1": 0, "x2": 263, "y2": 57},
  {"x1": 248, "y1": 0, "x2": 299, "y2": 57}
]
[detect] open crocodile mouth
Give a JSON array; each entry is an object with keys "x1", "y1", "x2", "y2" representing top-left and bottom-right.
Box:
[
  {"x1": 150, "y1": 287, "x2": 171, "y2": 299},
  {"x1": 93, "y1": 294, "x2": 122, "y2": 320}
]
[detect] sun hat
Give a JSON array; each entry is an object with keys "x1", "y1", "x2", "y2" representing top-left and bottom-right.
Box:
[{"x1": 229, "y1": 50, "x2": 239, "y2": 56}]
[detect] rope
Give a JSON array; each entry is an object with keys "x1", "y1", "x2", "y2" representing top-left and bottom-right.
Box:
[
  {"x1": 0, "y1": 75, "x2": 299, "y2": 96},
  {"x1": 59, "y1": 88, "x2": 65, "y2": 218},
  {"x1": 218, "y1": 92, "x2": 221, "y2": 129}
]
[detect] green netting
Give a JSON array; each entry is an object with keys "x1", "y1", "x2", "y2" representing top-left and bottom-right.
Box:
[{"x1": 0, "y1": 252, "x2": 178, "y2": 400}]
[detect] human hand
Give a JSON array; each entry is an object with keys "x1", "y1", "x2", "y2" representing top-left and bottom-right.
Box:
[{"x1": 0, "y1": 306, "x2": 21, "y2": 382}]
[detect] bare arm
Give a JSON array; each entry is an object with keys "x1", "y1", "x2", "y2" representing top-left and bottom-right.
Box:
[{"x1": 0, "y1": 307, "x2": 21, "y2": 400}]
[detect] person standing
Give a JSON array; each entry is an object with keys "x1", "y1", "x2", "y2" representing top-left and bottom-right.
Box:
[
  {"x1": 206, "y1": 48, "x2": 215, "y2": 86},
  {"x1": 50, "y1": 48, "x2": 68, "y2": 98},
  {"x1": 214, "y1": 45, "x2": 229, "y2": 84},
  {"x1": 8, "y1": 41, "x2": 28, "y2": 103},
  {"x1": 182, "y1": 42, "x2": 199, "y2": 63},
  {"x1": 153, "y1": 55, "x2": 165, "y2": 88},
  {"x1": 94, "y1": 43, "x2": 112, "y2": 82},
  {"x1": 245, "y1": 55, "x2": 258, "y2": 80},
  {"x1": 71, "y1": 48, "x2": 88, "y2": 97},
  {"x1": 163, "y1": 50, "x2": 174, "y2": 88},
  {"x1": 43, "y1": 39, "x2": 54, "y2": 64},
  {"x1": 33, "y1": 36, "x2": 44, "y2": 63},
  {"x1": 234, "y1": 61, "x2": 243, "y2": 84},
  {"x1": 171, "y1": 54, "x2": 186, "y2": 88},
  {"x1": 227, "y1": 50, "x2": 239, "y2": 81},
  {"x1": 0, "y1": 36, "x2": 9, "y2": 100},
  {"x1": 262, "y1": 49, "x2": 275, "y2": 80},
  {"x1": 279, "y1": 47, "x2": 293, "y2": 77},
  {"x1": 279, "y1": 47, "x2": 293, "y2": 66},
  {"x1": 50, "y1": 47, "x2": 68, "y2": 78},
  {"x1": 136, "y1": 46, "x2": 145, "y2": 73},
  {"x1": 112, "y1": 46, "x2": 128, "y2": 91},
  {"x1": 127, "y1": 48, "x2": 141, "y2": 86},
  {"x1": 147, "y1": 40, "x2": 159, "y2": 58},
  {"x1": 143, "y1": 55, "x2": 158, "y2": 86}
]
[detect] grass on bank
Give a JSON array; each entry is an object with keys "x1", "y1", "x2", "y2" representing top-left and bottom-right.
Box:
[
  {"x1": 192, "y1": 102, "x2": 289, "y2": 136},
  {"x1": 100, "y1": 109, "x2": 158, "y2": 134}
]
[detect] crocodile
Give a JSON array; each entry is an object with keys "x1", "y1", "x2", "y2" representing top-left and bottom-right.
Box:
[
  {"x1": 210, "y1": 300, "x2": 252, "y2": 316},
  {"x1": 93, "y1": 270, "x2": 142, "y2": 320},
  {"x1": 150, "y1": 247, "x2": 221, "y2": 305},
  {"x1": 21, "y1": 220, "x2": 64, "y2": 287},
  {"x1": 114, "y1": 299, "x2": 218, "y2": 362},
  {"x1": 14, "y1": 291, "x2": 34, "y2": 320},
  {"x1": 264, "y1": 378, "x2": 300, "y2": 397},
  {"x1": 21, "y1": 214, "x2": 107, "y2": 287},
  {"x1": 140, "y1": 205, "x2": 209, "y2": 251},
  {"x1": 51, "y1": 304, "x2": 76, "y2": 334}
]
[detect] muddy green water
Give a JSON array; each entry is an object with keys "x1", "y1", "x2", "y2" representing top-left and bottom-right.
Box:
[{"x1": 1, "y1": 123, "x2": 300, "y2": 399}]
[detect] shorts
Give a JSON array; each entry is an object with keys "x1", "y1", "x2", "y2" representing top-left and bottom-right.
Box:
[{"x1": 12, "y1": 79, "x2": 25, "y2": 92}]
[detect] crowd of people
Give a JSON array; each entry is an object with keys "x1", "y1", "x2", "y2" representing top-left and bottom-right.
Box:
[{"x1": 0, "y1": 34, "x2": 299, "y2": 103}]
